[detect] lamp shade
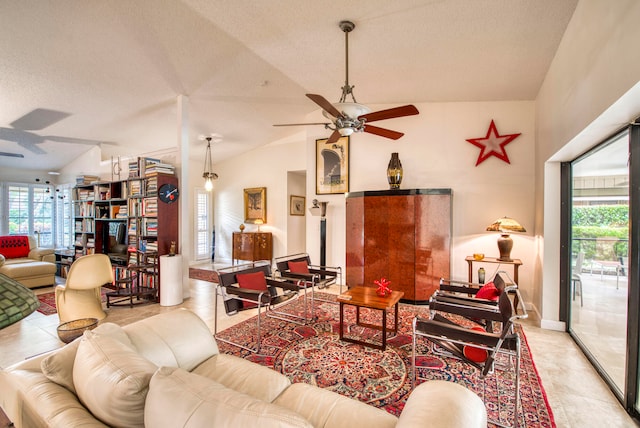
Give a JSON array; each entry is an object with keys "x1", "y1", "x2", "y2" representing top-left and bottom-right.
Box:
[
  {"x1": 486, "y1": 217, "x2": 526, "y2": 262},
  {"x1": 486, "y1": 217, "x2": 526, "y2": 233}
]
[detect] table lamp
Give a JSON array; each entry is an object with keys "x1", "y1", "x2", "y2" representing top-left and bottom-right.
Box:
[
  {"x1": 254, "y1": 219, "x2": 264, "y2": 232},
  {"x1": 486, "y1": 216, "x2": 526, "y2": 262}
]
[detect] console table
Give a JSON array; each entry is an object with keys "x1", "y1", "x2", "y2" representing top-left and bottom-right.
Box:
[{"x1": 465, "y1": 256, "x2": 522, "y2": 284}]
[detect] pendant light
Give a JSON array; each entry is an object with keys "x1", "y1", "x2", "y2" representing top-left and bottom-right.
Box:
[{"x1": 202, "y1": 136, "x2": 218, "y2": 191}]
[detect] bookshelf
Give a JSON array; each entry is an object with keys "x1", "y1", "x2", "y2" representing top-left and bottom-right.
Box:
[{"x1": 72, "y1": 165, "x2": 178, "y2": 306}]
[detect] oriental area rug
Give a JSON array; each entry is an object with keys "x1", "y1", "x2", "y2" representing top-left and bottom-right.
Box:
[{"x1": 215, "y1": 292, "x2": 555, "y2": 428}]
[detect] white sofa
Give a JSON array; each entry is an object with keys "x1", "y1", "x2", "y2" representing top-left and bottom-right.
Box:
[
  {"x1": 0, "y1": 235, "x2": 56, "y2": 288},
  {"x1": 0, "y1": 308, "x2": 488, "y2": 428}
]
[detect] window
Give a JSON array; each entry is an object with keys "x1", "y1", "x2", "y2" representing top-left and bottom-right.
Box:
[
  {"x1": 194, "y1": 188, "x2": 211, "y2": 260},
  {"x1": 3, "y1": 182, "x2": 59, "y2": 248},
  {"x1": 56, "y1": 186, "x2": 73, "y2": 248},
  {"x1": 7, "y1": 185, "x2": 29, "y2": 235}
]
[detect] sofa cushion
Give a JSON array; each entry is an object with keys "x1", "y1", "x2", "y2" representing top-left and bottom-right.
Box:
[
  {"x1": 73, "y1": 329, "x2": 157, "y2": 428},
  {"x1": 0, "y1": 236, "x2": 30, "y2": 259},
  {"x1": 192, "y1": 353, "x2": 291, "y2": 403},
  {"x1": 123, "y1": 308, "x2": 219, "y2": 371},
  {"x1": 144, "y1": 367, "x2": 313, "y2": 428},
  {"x1": 397, "y1": 380, "x2": 487, "y2": 428},
  {"x1": 273, "y1": 382, "x2": 398, "y2": 428},
  {"x1": 0, "y1": 254, "x2": 4, "y2": 267},
  {"x1": 41, "y1": 323, "x2": 133, "y2": 395}
]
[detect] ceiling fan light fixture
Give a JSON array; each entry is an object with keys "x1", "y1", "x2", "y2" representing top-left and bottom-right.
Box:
[
  {"x1": 322, "y1": 102, "x2": 371, "y2": 120},
  {"x1": 338, "y1": 127, "x2": 354, "y2": 137}
]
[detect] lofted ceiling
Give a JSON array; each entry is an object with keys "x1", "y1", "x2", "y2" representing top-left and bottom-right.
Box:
[{"x1": 0, "y1": 0, "x2": 578, "y2": 173}]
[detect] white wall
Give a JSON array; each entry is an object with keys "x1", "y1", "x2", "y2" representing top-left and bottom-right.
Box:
[
  {"x1": 286, "y1": 171, "x2": 306, "y2": 254},
  {"x1": 210, "y1": 100, "x2": 536, "y2": 304},
  {"x1": 535, "y1": 0, "x2": 640, "y2": 326},
  {"x1": 302, "y1": 101, "x2": 535, "y2": 296},
  {"x1": 212, "y1": 140, "x2": 306, "y2": 263}
]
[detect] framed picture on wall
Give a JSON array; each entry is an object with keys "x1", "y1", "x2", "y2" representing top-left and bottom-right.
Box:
[
  {"x1": 290, "y1": 195, "x2": 305, "y2": 216},
  {"x1": 244, "y1": 187, "x2": 267, "y2": 224},
  {"x1": 316, "y1": 136, "x2": 349, "y2": 194}
]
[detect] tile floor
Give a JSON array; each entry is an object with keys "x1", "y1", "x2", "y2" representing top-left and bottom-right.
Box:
[{"x1": 1, "y1": 271, "x2": 639, "y2": 427}]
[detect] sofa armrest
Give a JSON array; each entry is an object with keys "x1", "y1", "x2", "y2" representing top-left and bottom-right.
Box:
[
  {"x1": 397, "y1": 381, "x2": 487, "y2": 428},
  {"x1": 29, "y1": 247, "x2": 55, "y2": 262}
]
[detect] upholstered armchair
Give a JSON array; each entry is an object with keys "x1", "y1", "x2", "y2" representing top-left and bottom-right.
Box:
[{"x1": 55, "y1": 254, "x2": 113, "y2": 323}]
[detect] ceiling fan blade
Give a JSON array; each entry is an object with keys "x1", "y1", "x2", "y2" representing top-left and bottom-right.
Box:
[
  {"x1": 326, "y1": 130, "x2": 342, "y2": 144},
  {"x1": 363, "y1": 124, "x2": 404, "y2": 140},
  {"x1": 10, "y1": 108, "x2": 71, "y2": 131},
  {"x1": 0, "y1": 151, "x2": 24, "y2": 158},
  {"x1": 45, "y1": 135, "x2": 106, "y2": 145},
  {"x1": 359, "y1": 105, "x2": 419, "y2": 123},
  {"x1": 273, "y1": 122, "x2": 330, "y2": 127},
  {"x1": 306, "y1": 94, "x2": 343, "y2": 118}
]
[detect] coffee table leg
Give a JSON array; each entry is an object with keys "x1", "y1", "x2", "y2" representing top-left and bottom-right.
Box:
[
  {"x1": 339, "y1": 301, "x2": 344, "y2": 340},
  {"x1": 381, "y1": 308, "x2": 387, "y2": 351},
  {"x1": 394, "y1": 302, "x2": 399, "y2": 334}
]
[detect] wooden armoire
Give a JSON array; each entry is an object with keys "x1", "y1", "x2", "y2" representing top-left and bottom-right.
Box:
[{"x1": 345, "y1": 189, "x2": 451, "y2": 303}]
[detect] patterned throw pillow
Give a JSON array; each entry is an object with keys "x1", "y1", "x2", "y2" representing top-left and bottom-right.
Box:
[{"x1": 0, "y1": 236, "x2": 30, "y2": 259}]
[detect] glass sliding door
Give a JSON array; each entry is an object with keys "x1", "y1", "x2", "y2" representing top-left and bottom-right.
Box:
[{"x1": 569, "y1": 129, "x2": 630, "y2": 394}]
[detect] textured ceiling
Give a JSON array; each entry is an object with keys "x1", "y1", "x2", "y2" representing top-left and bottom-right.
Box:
[{"x1": 0, "y1": 0, "x2": 578, "y2": 172}]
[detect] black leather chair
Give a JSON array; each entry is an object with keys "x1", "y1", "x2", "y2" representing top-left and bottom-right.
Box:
[
  {"x1": 274, "y1": 253, "x2": 342, "y2": 321},
  {"x1": 412, "y1": 277, "x2": 527, "y2": 428},
  {"x1": 214, "y1": 261, "x2": 300, "y2": 352}
]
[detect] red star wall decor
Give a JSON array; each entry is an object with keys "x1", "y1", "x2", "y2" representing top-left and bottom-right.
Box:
[{"x1": 466, "y1": 120, "x2": 521, "y2": 166}]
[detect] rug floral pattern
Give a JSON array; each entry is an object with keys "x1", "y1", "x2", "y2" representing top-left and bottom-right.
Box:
[{"x1": 215, "y1": 292, "x2": 555, "y2": 428}]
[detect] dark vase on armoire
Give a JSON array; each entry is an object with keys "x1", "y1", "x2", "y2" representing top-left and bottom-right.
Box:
[{"x1": 387, "y1": 152, "x2": 403, "y2": 189}]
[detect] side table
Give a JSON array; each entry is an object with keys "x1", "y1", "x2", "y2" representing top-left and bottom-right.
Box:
[
  {"x1": 465, "y1": 256, "x2": 522, "y2": 285},
  {"x1": 466, "y1": 256, "x2": 522, "y2": 312}
]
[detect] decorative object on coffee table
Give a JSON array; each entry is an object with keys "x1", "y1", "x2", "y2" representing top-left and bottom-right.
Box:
[
  {"x1": 374, "y1": 277, "x2": 392, "y2": 297},
  {"x1": 57, "y1": 317, "x2": 98, "y2": 343}
]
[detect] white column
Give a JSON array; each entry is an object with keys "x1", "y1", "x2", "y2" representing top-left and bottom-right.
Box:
[{"x1": 177, "y1": 95, "x2": 191, "y2": 299}]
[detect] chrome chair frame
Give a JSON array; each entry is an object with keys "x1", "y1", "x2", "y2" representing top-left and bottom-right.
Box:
[
  {"x1": 274, "y1": 253, "x2": 343, "y2": 321},
  {"x1": 214, "y1": 262, "x2": 301, "y2": 353},
  {"x1": 412, "y1": 276, "x2": 527, "y2": 428}
]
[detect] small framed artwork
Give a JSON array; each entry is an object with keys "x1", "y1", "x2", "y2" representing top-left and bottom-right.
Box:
[
  {"x1": 244, "y1": 187, "x2": 267, "y2": 224},
  {"x1": 290, "y1": 195, "x2": 305, "y2": 216},
  {"x1": 316, "y1": 136, "x2": 349, "y2": 194}
]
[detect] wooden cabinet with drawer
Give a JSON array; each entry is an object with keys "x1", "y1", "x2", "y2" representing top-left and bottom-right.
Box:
[{"x1": 232, "y1": 232, "x2": 273, "y2": 264}]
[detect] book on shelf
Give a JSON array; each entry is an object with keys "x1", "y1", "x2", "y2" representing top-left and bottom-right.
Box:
[
  {"x1": 145, "y1": 163, "x2": 175, "y2": 176},
  {"x1": 115, "y1": 205, "x2": 128, "y2": 219},
  {"x1": 142, "y1": 198, "x2": 158, "y2": 216},
  {"x1": 129, "y1": 180, "x2": 143, "y2": 196},
  {"x1": 76, "y1": 175, "x2": 100, "y2": 185},
  {"x1": 128, "y1": 157, "x2": 164, "y2": 178}
]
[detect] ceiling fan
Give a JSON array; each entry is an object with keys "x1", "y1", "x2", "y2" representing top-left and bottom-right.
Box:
[
  {"x1": 274, "y1": 20, "x2": 419, "y2": 144},
  {"x1": 0, "y1": 108, "x2": 106, "y2": 157}
]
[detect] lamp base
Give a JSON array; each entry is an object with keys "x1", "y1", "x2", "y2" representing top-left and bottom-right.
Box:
[{"x1": 497, "y1": 234, "x2": 513, "y2": 262}]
